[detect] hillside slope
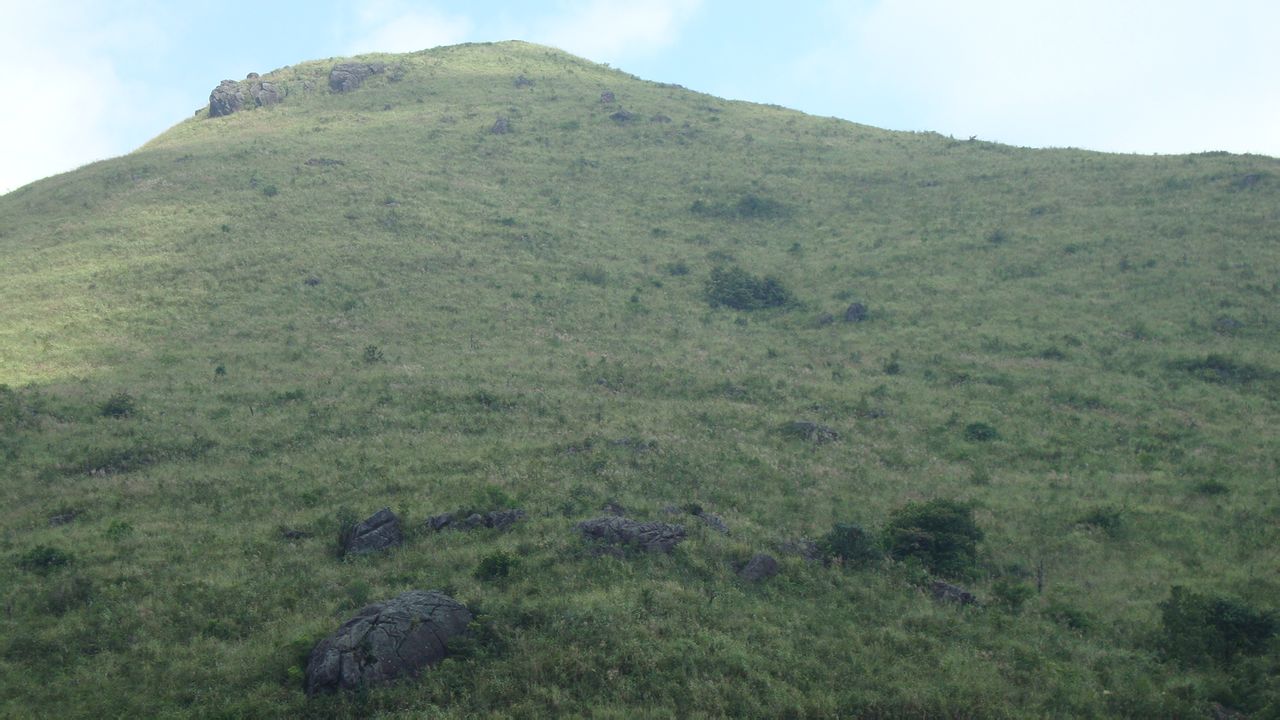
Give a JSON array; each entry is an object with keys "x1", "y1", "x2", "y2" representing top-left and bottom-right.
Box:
[{"x1": 2, "y1": 41, "x2": 1278, "y2": 717}]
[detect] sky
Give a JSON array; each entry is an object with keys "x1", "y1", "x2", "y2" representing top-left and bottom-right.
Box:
[{"x1": 1, "y1": 0, "x2": 1278, "y2": 194}]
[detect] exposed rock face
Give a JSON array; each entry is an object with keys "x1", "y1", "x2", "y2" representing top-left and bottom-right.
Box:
[
  {"x1": 304, "y1": 590, "x2": 471, "y2": 696},
  {"x1": 577, "y1": 516, "x2": 685, "y2": 553},
  {"x1": 329, "y1": 62, "x2": 387, "y2": 92},
  {"x1": 426, "y1": 508, "x2": 525, "y2": 532},
  {"x1": 344, "y1": 508, "x2": 403, "y2": 556},
  {"x1": 739, "y1": 553, "x2": 780, "y2": 582},
  {"x1": 930, "y1": 580, "x2": 977, "y2": 605},
  {"x1": 208, "y1": 80, "x2": 244, "y2": 117}
]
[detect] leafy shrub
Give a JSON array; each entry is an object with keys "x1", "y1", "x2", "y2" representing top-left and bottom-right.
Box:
[
  {"x1": 1043, "y1": 599, "x2": 1092, "y2": 631},
  {"x1": 963, "y1": 422, "x2": 998, "y2": 442},
  {"x1": 105, "y1": 520, "x2": 134, "y2": 540},
  {"x1": 992, "y1": 580, "x2": 1035, "y2": 611},
  {"x1": 705, "y1": 266, "x2": 793, "y2": 311},
  {"x1": 475, "y1": 551, "x2": 518, "y2": 581},
  {"x1": 262, "y1": 184, "x2": 279, "y2": 197},
  {"x1": 1171, "y1": 354, "x2": 1270, "y2": 385},
  {"x1": 17, "y1": 545, "x2": 73, "y2": 573},
  {"x1": 362, "y1": 345, "x2": 385, "y2": 364},
  {"x1": 100, "y1": 391, "x2": 136, "y2": 418},
  {"x1": 1193, "y1": 480, "x2": 1230, "y2": 496},
  {"x1": 820, "y1": 523, "x2": 881, "y2": 567},
  {"x1": 733, "y1": 194, "x2": 790, "y2": 219},
  {"x1": 1079, "y1": 506, "x2": 1126, "y2": 537},
  {"x1": 333, "y1": 507, "x2": 359, "y2": 559},
  {"x1": 1160, "y1": 586, "x2": 1277, "y2": 664},
  {"x1": 663, "y1": 260, "x2": 690, "y2": 276},
  {"x1": 884, "y1": 499, "x2": 983, "y2": 578},
  {"x1": 575, "y1": 266, "x2": 609, "y2": 286}
]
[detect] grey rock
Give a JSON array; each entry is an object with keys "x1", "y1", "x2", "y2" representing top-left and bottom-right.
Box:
[
  {"x1": 208, "y1": 80, "x2": 244, "y2": 117},
  {"x1": 249, "y1": 81, "x2": 281, "y2": 108},
  {"x1": 49, "y1": 510, "x2": 83, "y2": 527},
  {"x1": 513, "y1": 75, "x2": 534, "y2": 88},
  {"x1": 490, "y1": 116, "x2": 511, "y2": 134},
  {"x1": 844, "y1": 302, "x2": 868, "y2": 323},
  {"x1": 304, "y1": 590, "x2": 471, "y2": 696},
  {"x1": 930, "y1": 580, "x2": 977, "y2": 606},
  {"x1": 816, "y1": 312, "x2": 835, "y2": 326},
  {"x1": 697, "y1": 512, "x2": 729, "y2": 535},
  {"x1": 779, "y1": 421, "x2": 840, "y2": 444},
  {"x1": 280, "y1": 527, "x2": 310, "y2": 540},
  {"x1": 599, "y1": 91, "x2": 616, "y2": 104},
  {"x1": 609, "y1": 109, "x2": 637, "y2": 123},
  {"x1": 577, "y1": 516, "x2": 685, "y2": 553},
  {"x1": 778, "y1": 539, "x2": 822, "y2": 563},
  {"x1": 426, "y1": 508, "x2": 525, "y2": 532},
  {"x1": 329, "y1": 62, "x2": 387, "y2": 93},
  {"x1": 739, "y1": 553, "x2": 779, "y2": 582},
  {"x1": 344, "y1": 507, "x2": 403, "y2": 556}
]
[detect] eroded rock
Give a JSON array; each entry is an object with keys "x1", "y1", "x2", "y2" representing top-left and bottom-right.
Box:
[
  {"x1": 844, "y1": 302, "x2": 868, "y2": 323},
  {"x1": 329, "y1": 62, "x2": 387, "y2": 93},
  {"x1": 577, "y1": 516, "x2": 685, "y2": 553},
  {"x1": 343, "y1": 508, "x2": 403, "y2": 556},
  {"x1": 304, "y1": 590, "x2": 471, "y2": 696},
  {"x1": 208, "y1": 80, "x2": 244, "y2": 117}
]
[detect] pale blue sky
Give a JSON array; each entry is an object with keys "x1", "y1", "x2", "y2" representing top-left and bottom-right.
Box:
[{"x1": 2, "y1": 0, "x2": 1278, "y2": 193}]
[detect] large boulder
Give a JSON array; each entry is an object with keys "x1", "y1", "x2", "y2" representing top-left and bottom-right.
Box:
[
  {"x1": 343, "y1": 508, "x2": 403, "y2": 556},
  {"x1": 208, "y1": 80, "x2": 244, "y2": 117},
  {"x1": 329, "y1": 62, "x2": 387, "y2": 92},
  {"x1": 304, "y1": 590, "x2": 471, "y2": 696},
  {"x1": 576, "y1": 516, "x2": 685, "y2": 553}
]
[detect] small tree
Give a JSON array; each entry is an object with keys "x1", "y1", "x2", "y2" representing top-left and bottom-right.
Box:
[
  {"x1": 705, "y1": 266, "x2": 793, "y2": 311},
  {"x1": 884, "y1": 499, "x2": 983, "y2": 578}
]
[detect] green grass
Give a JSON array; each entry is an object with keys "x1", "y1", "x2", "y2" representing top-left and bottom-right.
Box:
[{"x1": 1, "y1": 40, "x2": 1278, "y2": 717}]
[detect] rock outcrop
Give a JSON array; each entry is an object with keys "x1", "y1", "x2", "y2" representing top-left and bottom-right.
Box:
[
  {"x1": 304, "y1": 590, "x2": 471, "y2": 696},
  {"x1": 343, "y1": 507, "x2": 403, "y2": 556},
  {"x1": 426, "y1": 508, "x2": 525, "y2": 532},
  {"x1": 329, "y1": 62, "x2": 387, "y2": 92},
  {"x1": 577, "y1": 516, "x2": 685, "y2": 553},
  {"x1": 208, "y1": 80, "x2": 244, "y2": 117}
]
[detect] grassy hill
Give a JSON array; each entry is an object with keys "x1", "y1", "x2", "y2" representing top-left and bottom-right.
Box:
[{"x1": 2, "y1": 40, "x2": 1278, "y2": 718}]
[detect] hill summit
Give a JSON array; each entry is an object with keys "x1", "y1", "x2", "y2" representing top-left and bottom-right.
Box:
[{"x1": 1, "y1": 41, "x2": 1278, "y2": 717}]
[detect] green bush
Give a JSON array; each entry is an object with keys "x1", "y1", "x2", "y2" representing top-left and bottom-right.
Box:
[
  {"x1": 1160, "y1": 586, "x2": 1276, "y2": 664},
  {"x1": 475, "y1": 551, "x2": 518, "y2": 581},
  {"x1": 884, "y1": 499, "x2": 983, "y2": 578},
  {"x1": 18, "y1": 545, "x2": 73, "y2": 573},
  {"x1": 819, "y1": 523, "x2": 881, "y2": 567},
  {"x1": 992, "y1": 579, "x2": 1035, "y2": 612},
  {"x1": 705, "y1": 266, "x2": 793, "y2": 311},
  {"x1": 963, "y1": 422, "x2": 998, "y2": 442},
  {"x1": 100, "y1": 391, "x2": 136, "y2": 418}
]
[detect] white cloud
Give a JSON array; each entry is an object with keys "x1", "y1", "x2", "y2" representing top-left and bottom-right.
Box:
[
  {"x1": 797, "y1": 0, "x2": 1280, "y2": 156},
  {"x1": 346, "y1": 1, "x2": 474, "y2": 54},
  {"x1": 530, "y1": 0, "x2": 703, "y2": 63},
  {"x1": 0, "y1": 3, "x2": 160, "y2": 194}
]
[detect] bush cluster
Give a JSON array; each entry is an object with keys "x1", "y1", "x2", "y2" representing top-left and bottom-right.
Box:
[
  {"x1": 884, "y1": 499, "x2": 984, "y2": 579},
  {"x1": 705, "y1": 266, "x2": 793, "y2": 311},
  {"x1": 1160, "y1": 586, "x2": 1276, "y2": 664}
]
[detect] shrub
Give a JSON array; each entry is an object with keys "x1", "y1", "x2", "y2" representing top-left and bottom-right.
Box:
[
  {"x1": 1043, "y1": 599, "x2": 1092, "y2": 631},
  {"x1": 17, "y1": 545, "x2": 73, "y2": 573},
  {"x1": 705, "y1": 266, "x2": 793, "y2": 311},
  {"x1": 819, "y1": 523, "x2": 880, "y2": 567},
  {"x1": 362, "y1": 345, "x2": 384, "y2": 364},
  {"x1": 884, "y1": 499, "x2": 983, "y2": 578},
  {"x1": 1079, "y1": 506, "x2": 1125, "y2": 537},
  {"x1": 1160, "y1": 586, "x2": 1276, "y2": 664},
  {"x1": 100, "y1": 391, "x2": 136, "y2": 418},
  {"x1": 475, "y1": 551, "x2": 518, "y2": 581},
  {"x1": 992, "y1": 579, "x2": 1035, "y2": 611},
  {"x1": 963, "y1": 422, "x2": 998, "y2": 442},
  {"x1": 1171, "y1": 354, "x2": 1270, "y2": 385}
]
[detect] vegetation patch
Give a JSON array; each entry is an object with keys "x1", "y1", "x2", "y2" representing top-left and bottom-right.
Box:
[
  {"x1": 705, "y1": 266, "x2": 793, "y2": 310},
  {"x1": 884, "y1": 499, "x2": 983, "y2": 578}
]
